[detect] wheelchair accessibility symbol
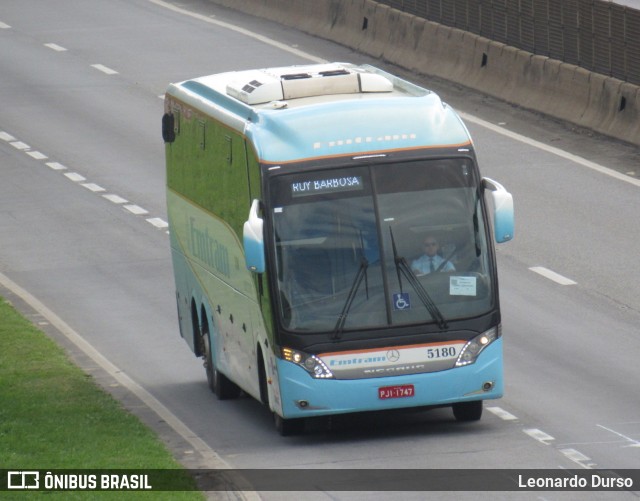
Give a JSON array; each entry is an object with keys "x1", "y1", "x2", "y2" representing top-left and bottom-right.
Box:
[{"x1": 393, "y1": 292, "x2": 411, "y2": 310}]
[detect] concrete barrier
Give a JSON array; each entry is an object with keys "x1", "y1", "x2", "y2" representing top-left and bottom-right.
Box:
[{"x1": 206, "y1": 0, "x2": 640, "y2": 147}]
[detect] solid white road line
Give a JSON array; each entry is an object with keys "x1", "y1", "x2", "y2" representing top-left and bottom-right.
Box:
[
  {"x1": 148, "y1": 0, "x2": 327, "y2": 64},
  {"x1": 460, "y1": 112, "x2": 640, "y2": 189},
  {"x1": 147, "y1": 0, "x2": 640, "y2": 191},
  {"x1": 0, "y1": 271, "x2": 236, "y2": 473},
  {"x1": 597, "y1": 424, "x2": 640, "y2": 448}
]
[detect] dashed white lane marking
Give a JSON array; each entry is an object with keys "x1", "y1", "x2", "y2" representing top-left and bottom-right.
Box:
[
  {"x1": 146, "y1": 217, "x2": 169, "y2": 229},
  {"x1": 124, "y1": 204, "x2": 149, "y2": 215},
  {"x1": 3, "y1": 129, "x2": 166, "y2": 231},
  {"x1": 486, "y1": 408, "x2": 597, "y2": 469},
  {"x1": 529, "y1": 266, "x2": 577, "y2": 286},
  {"x1": 0, "y1": 21, "x2": 11, "y2": 29},
  {"x1": 487, "y1": 409, "x2": 597, "y2": 469},
  {"x1": 10, "y1": 141, "x2": 30, "y2": 150},
  {"x1": 559, "y1": 448, "x2": 595, "y2": 469},
  {"x1": 91, "y1": 64, "x2": 118, "y2": 75},
  {"x1": 103, "y1": 194, "x2": 128, "y2": 204},
  {"x1": 82, "y1": 183, "x2": 106, "y2": 193},
  {"x1": 26, "y1": 150, "x2": 48, "y2": 160},
  {"x1": 44, "y1": 43, "x2": 67, "y2": 52},
  {"x1": 524, "y1": 428, "x2": 556, "y2": 444},
  {"x1": 487, "y1": 406, "x2": 518, "y2": 421},
  {"x1": 64, "y1": 172, "x2": 86, "y2": 182},
  {"x1": 46, "y1": 162, "x2": 67, "y2": 170}
]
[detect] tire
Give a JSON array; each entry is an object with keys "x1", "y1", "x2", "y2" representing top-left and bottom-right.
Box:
[
  {"x1": 273, "y1": 413, "x2": 305, "y2": 436},
  {"x1": 257, "y1": 350, "x2": 269, "y2": 406},
  {"x1": 201, "y1": 321, "x2": 241, "y2": 400},
  {"x1": 258, "y1": 351, "x2": 303, "y2": 435},
  {"x1": 258, "y1": 349, "x2": 305, "y2": 437},
  {"x1": 452, "y1": 400, "x2": 483, "y2": 422}
]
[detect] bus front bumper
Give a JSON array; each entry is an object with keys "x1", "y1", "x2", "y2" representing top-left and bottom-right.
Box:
[{"x1": 275, "y1": 339, "x2": 503, "y2": 419}]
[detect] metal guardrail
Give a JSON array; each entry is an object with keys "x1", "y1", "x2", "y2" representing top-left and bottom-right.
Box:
[{"x1": 376, "y1": 0, "x2": 640, "y2": 85}]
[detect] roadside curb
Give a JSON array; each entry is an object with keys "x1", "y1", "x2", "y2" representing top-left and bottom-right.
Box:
[{"x1": 0, "y1": 271, "x2": 258, "y2": 501}]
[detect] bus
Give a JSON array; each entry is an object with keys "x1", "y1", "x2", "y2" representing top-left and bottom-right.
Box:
[{"x1": 163, "y1": 63, "x2": 514, "y2": 435}]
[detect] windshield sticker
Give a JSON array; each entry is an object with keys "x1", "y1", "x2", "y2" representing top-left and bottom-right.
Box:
[
  {"x1": 450, "y1": 276, "x2": 477, "y2": 296},
  {"x1": 392, "y1": 292, "x2": 411, "y2": 310}
]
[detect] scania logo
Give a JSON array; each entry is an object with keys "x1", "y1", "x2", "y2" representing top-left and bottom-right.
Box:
[{"x1": 386, "y1": 349, "x2": 400, "y2": 363}]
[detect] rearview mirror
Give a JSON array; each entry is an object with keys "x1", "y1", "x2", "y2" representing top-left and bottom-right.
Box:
[
  {"x1": 483, "y1": 178, "x2": 514, "y2": 243},
  {"x1": 243, "y1": 199, "x2": 266, "y2": 273}
]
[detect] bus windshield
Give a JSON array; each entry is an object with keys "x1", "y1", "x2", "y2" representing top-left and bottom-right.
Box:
[{"x1": 270, "y1": 158, "x2": 493, "y2": 334}]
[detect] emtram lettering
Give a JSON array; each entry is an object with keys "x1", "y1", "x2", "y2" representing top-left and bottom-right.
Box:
[{"x1": 189, "y1": 217, "x2": 230, "y2": 277}]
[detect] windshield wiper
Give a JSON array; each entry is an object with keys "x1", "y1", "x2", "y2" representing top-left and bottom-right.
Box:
[
  {"x1": 472, "y1": 187, "x2": 482, "y2": 257},
  {"x1": 332, "y1": 232, "x2": 369, "y2": 339},
  {"x1": 389, "y1": 227, "x2": 448, "y2": 330}
]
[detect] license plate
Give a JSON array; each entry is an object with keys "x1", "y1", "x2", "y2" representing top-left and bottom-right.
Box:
[{"x1": 378, "y1": 384, "x2": 415, "y2": 400}]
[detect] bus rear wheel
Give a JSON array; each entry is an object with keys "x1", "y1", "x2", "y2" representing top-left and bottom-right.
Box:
[
  {"x1": 452, "y1": 400, "x2": 483, "y2": 422},
  {"x1": 202, "y1": 324, "x2": 240, "y2": 400}
]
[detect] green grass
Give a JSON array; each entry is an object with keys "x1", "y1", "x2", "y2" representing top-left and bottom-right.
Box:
[{"x1": 0, "y1": 297, "x2": 204, "y2": 499}]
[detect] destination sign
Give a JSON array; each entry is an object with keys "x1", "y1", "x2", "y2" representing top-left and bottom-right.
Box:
[{"x1": 291, "y1": 175, "x2": 363, "y2": 197}]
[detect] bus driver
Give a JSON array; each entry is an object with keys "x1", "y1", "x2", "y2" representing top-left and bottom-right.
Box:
[{"x1": 411, "y1": 236, "x2": 455, "y2": 275}]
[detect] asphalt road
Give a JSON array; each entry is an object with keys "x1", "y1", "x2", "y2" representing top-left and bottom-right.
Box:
[{"x1": 1, "y1": 1, "x2": 639, "y2": 499}]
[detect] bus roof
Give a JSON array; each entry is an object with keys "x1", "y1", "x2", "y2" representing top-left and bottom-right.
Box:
[{"x1": 166, "y1": 63, "x2": 472, "y2": 164}]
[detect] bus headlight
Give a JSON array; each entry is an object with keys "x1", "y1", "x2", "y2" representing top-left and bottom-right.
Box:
[
  {"x1": 455, "y1": 326, "x2": 501, "y2": 367},
  {"x1": 282, "y1": 347, "x2": 334, "y2": 379}
]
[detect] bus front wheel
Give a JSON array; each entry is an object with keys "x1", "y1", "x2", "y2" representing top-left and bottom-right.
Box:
[
  {"x1": 273, "y1": 413, "x2": 305, "y2": 436},
  {"x1": 452, "y1": 400, "x2": 483, "y2": 422}
]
